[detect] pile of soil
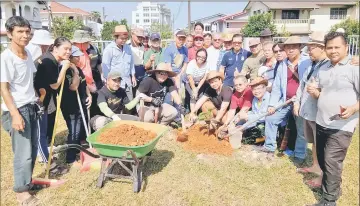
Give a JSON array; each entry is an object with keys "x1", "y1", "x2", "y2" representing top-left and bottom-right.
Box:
[
  {"x1": 178, "y1": 124, "x2": 232, "y2": 156},
  {"x1": 97, "y1": 124, "x2": 157, "y2": 146}
]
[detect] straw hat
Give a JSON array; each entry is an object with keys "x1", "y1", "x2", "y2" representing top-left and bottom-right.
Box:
[
  {"x1": 206, "y1": 71, "x2": 224, "y2": 81},
  {"x1": 131, "y1": 27, "x2": 145, "y2": 38},
  {"x1": 306, "y1": 31, "x2": 326, "y2": 46},
  {"x1": 71, "y1": 30, "x2": 94, "y2": 43},
  {"x1": 260, "y1": 28, "x2": 273, "y2": 37},
  {"x1": 249, "y1": 38, "x2": 261, "y2": 47},
  {"x1": 30, "y1": 29, "x2": 54, "y2": 45},
  {"x1": 223, "y1": 33, "x2": 233, "y2": 42},
  {"x1": 281, "y1": 36, "x2": 303, "y2": 45},
  {"x1": 249, "y1": 77, "x2": 268, "y2": 87},
  {"x1": 113, "y1": 25, "x2": 128, "y2": 36},
  {"x1": 147, "y1": 62, "x2": 177, "y2": 77}
]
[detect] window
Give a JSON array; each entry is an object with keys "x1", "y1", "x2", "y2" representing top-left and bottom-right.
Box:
[
  {"x1": 151, "y1": 13, "x2": 159, "y2": 17},
  {"x1": 136, "y1": 13, "x2": 139, "y2": 17},
  {"x1": 151, "y1": 19, "x2": 159, "y2": 23},
  {"x1": 33, "y1": 8, "x2": 39, "y2": 18},
  {"x1": 205, "y1": 25, "x2": 211, "y2": 31},
  {"x1": 151, "y1": 7, "x2": 157, "y2": 11},
  {"x1": 226, "y1": 22, "x2": 230, "y2": 28},
  {"x1": 330, "y1": 8, "x2": 347, "y2": 20},
  {"x1": 0, "y1": 6, "x2": 2, "y2": 19},
  {"x1": 144, "y1": 13, "x2": 149, "y2": 17},
  {"x1": 143, "y1": 7, "x2": 149, "y2": 12},
  {"x1": 19, "y1": 5, "x2": 22, "y2": 16},
  {"x1": 136, "y1": 19, "x2": 139, "y2": 23},
  {"x1": 144, "y1": 19, "x2": 150, "y2": 23},
  {"x1": 282, "y1": 10, "x2": 300, "y2": 19},
  {"x1": 12, "y1": 7, "x2": 16, "y2": 16}
]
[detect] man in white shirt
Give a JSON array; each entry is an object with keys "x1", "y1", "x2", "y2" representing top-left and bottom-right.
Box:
[
  {"x1": 1, "y1": 16, "x2": 41, "y2": 205},
  {"x1": 128, "y1": 26, "x2": 145, "y2": 89},
  {"x1": 206, "y1": 33, "x2": 223, "y2": 71}
]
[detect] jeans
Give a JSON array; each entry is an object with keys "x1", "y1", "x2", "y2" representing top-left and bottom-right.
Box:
[
  {"x1": 1, "y1": 104, "x2": 39, "y2": 192},
  {"x1": 264, "y1": 105, "x2": 307, "y2": 159},
  {"x1": 62, "y1": 110, "x2": 84, "y2": 163},
  {"x1": 38, "y1": 111, "x2": 49, "y2": 162},
  {"x1": 316, "y1": 124, "x2": 353, "y2": 202}
]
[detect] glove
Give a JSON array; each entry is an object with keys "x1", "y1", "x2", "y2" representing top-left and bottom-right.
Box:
[
  {"x1": 151, "y1": 97, "x2": 162, "y2": 107},
  {"x1": 112, "y1": 115, "x2": 121, "y2": 121},
  {"x1": 191, "y1": 88, "x2": 198, "y2": 100},
  {"x1": 209, "y1": 118, "x2": 220, "y2": 130}
]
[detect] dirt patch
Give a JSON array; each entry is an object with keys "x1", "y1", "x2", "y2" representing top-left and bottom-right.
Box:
[
  {"x1": 97, "y1": 124, "x2": 157, "y2": 146},
  {"x1": 178, "y1": 124, "x2": 232, "y2": 156}
]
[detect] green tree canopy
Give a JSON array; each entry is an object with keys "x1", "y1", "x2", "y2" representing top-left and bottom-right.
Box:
[
  {"x1": 51, "y1": 17, "x2": 85, "y2": 39},
  {"x1": 150, "y1": 23, "x2": 173, "y2": 39},
  {"x1": 91, "y1": 11, "x2": 102, "y2": 24},
  {"x1": 101, "y1": 19, "x2": 129, "y2": 41},
  {"x1": 241, "y1": 13, "x2": 277, "y2": 37},
  {"x1": 330, "y1": 18, "x2": 359, "y2": 38}
]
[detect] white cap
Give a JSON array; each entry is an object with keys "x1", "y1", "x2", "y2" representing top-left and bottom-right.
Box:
[{"x1": 336, "y1": 28, "x2": 345, "y2": 33}]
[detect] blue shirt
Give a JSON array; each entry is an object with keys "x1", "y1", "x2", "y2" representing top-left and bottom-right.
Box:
[
  {"x1": 217, "y1": 49, "x2": 229, "y2": 71},
  {"x1": 221, "y1": 48, "x2": 252, "y2": 87},
  {"x1": 162, "y1": 42, "x2": 188, "y2": 74},
  {"x1": 101, "y1": 41, "x2": 135, "y2": 88},
  {"x1": 246, "y1": 91, "x2": 271, "y2": 129}
]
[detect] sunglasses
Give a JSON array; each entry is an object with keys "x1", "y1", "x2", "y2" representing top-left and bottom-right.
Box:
[
  {"x1": 196, "y1": 55, "x2": 206, "y2": 60},
  {"x1": 273, "y1": 50, "x2": 284, "y2": 53}
]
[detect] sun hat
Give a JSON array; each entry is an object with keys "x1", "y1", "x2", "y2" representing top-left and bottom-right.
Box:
[
  {"x1": 30, "y1": 29, "x2": 54, "y2": 45},
  {"x1": 249, "y1": 38, "x2": 261, "y2": 47},
  {"x1": 281, "y1": 36, "x2": 303, "y2": 45},
  {"x1": 259, "y1": 28, "x2": 273, "y2": 37},
  {"x1": 71, "y1": 45, "x2": 84, "y2": 57},
  {"x1": 147, "y1": 62, "x2": 177, "y2": 77},
  {"x1": 223, "y1": 33, "x2": 233, "y2": 42},
  {"x1": 132, "y1": 27, "x2": 145, "y2": 38},
  {"x1": 113, "y1": 25, "x2": 128, "y2": 36},
  {"x1": 71, "y1": 30, "x2": 94, "y2": 43},
  {"x1": 249, "y1": 77, "x2": 268, "y2": 87},
  {"x1": 206, "y1": 71, "x2": 224, "y2": 81},
  {"x1": 306, "y1": 31, "x2": 326, "y2": 46},
  {"x1": 107, "y1": 70, "x2": 122, "y2": 80}
]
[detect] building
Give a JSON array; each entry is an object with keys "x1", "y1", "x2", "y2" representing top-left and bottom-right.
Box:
[
  {"x1": 190, "y1": 13, "x2": 226, "y2": 33},
  {"x1": 244, "y1": 1, "x2": 359, "y2": 35},
  {"x1": 131, "y1": 2, "x2": 171, "y2": 30},
  {"x1": 212, "y1": 12, "x2": 249, "y2": 33},
  {"x1": 1, "y1": 1, "x2": 46, "y2": 42}
]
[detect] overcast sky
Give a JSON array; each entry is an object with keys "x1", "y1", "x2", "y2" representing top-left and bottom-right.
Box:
[{"x1": 62, "y1": 2, "x2": 247, "y2": 29}]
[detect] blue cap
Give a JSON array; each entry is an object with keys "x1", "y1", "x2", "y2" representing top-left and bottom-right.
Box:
[
  {"x1": 150, "y1": 33, "x2": 161, "y2": 41},
  {"x1": 71, "y1": 45, "x2": 83, "y2": 57}
]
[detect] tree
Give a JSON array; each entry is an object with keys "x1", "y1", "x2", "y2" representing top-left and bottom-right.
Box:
[
  {"x1": 241, "y1": 13, "x2": 277, "y2": 37},
  {"x1": 150, "y1": 23, "x2": 173, "y2": 39},
  {"x1": 91, "y1": 11, "x2": 102, "y2": 24},
  {"x1": 330, "y1": 18, "x2": 359, "y2": 38},
  {"x1": 101, "y1": 19, "x2": 129, "y2": 40},
  {"x1": 51, "y1": 17, "x2": 85, "y2": 39}
]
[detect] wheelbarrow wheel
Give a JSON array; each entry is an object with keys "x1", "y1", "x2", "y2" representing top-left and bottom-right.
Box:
[{"x1": 133, "y1": 166, "x2": 143, "y2": 193}]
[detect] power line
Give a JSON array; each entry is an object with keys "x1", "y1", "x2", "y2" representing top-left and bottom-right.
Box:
[{"x1": 174, "y1": 0, "x2": 184, "y2": 22}]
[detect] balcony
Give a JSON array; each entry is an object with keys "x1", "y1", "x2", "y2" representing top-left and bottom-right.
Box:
[
  {"x1": 29, "y1": 20, "x2": 43, "y2": 29},
  {"x1": 274, "y1": 19, "x2": 313, "y2": 34}
]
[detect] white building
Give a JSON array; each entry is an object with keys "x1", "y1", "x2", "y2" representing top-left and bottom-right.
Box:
[
  {"x1": 1, "y1": 1, "x2": 46, "y2": 42},
  {"x1": 244, "y1": 1, "x2": 359, "y2": 35},
  {"x1": 131, "y1": 2, "x2": 171, "y2": 30},
  {"x1": 190, "y1": 13, "x2": 226, "y2": 33}
]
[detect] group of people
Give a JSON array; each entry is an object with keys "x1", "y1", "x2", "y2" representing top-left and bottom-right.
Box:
[{"x1": 1, "y1": 15, "x2": 358, "y2": 206}]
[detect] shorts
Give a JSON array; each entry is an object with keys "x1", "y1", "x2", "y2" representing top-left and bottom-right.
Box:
[{"x1": 303, "y1": 119, "x2": 316, "y2": 143}]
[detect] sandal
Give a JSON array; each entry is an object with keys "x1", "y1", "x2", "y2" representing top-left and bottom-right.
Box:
[
  {"x1": 19, "y1": 195, "x2": 40, "y2": 206},
  {"x1": 305, "y1": 179, "x2": 322, "y2": 189},
  {"x1": 296, "y1": 168, "x2": 322, "y2": 176}
]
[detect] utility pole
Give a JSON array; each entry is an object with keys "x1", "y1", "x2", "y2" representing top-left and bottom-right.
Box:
[
  {"x1": 188, "y1": 0, "x2": 191, "y2": 34},
  {"x1": 172, "y1": 14, "x2": 175, "y2": 33},
  {"x1": 102, "y1": 7, "x2": 106, "y2": 23}
]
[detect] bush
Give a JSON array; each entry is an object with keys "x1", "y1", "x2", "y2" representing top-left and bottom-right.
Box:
[
  {"x1": 101, "y1": 19, "x2": 129, "y2": 41},
  {"x1": 51, "y1": 17, "x2": 85, "y2": 39},
  {"x1": 241, "y1": 13, "x2": 277, "y2": 37},
  {"x1": 330, "y1": 18, "x2": 359, "y2": 38}
]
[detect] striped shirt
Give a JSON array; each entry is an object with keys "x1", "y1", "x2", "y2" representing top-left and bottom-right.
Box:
[{"x1": 186, "y1": 59, "x2": 209, "y2": 83}]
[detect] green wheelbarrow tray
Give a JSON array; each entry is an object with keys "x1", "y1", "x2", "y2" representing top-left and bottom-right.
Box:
[{"x1": 87, "y1": 120, "x2": 169, "y2": 158}]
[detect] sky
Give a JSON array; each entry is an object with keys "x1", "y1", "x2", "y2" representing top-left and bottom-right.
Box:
[{"x1": 62, "y1": 1, "x2": 247, "y2": 29}]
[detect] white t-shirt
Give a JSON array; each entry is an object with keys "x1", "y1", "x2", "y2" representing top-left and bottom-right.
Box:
[
  {"x1": 206, "y1": 46, "x2": 221, "y2": 71},
  {"x1": 186, "y1": 59, "x2": 209, "y2": 83},
  {"x1": 26, "y1": 42, "x2": 42, "y2": 61},
  {"x1": 1, "y1": 48, "x2": 38, "y2": 111},
  {"x1": 128, "y1": 41, "x2": 144, "y2": 65}
]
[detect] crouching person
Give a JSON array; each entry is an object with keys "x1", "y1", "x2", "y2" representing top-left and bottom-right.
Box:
[
  {"x1": 137, "y1": 63, "x2": 184, "y2": 125},
  {"x1": 189, "y1": 71, "x2": 232, "y2": 130},
  {"x1": 90, "y1": 71, "x2": 130, "y2": 131}
]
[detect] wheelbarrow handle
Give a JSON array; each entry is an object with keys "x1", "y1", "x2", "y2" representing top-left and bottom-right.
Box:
[{"x1": 53, "y1": 144, "x2": 100, "y2": 158}]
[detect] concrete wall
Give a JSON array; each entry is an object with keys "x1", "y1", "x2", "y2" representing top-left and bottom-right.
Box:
[
  {"x1": 310, "y1": 5, "x2": 354, "y2": 32},
  {"x1": 247, "y1": 2, "x2": 269, "y2": 15}
]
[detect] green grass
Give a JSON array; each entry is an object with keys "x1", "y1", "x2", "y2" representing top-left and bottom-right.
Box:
[{"x1": 1, "y1": 117, "x2": 359, "y2": 206}]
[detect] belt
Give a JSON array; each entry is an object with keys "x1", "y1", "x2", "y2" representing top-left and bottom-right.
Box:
[{"x1": 134, "y1": 64, "x2": 144, "y2": 67}]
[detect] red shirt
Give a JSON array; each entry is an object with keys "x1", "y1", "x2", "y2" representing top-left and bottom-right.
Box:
[
  {"x1": 286, "y1": 66, "x2": 300, "y2": 100},
  {"x1": 230, "y1": 87, "x2": 253, "y2": 110},
  {"x1": 188, "y1": 47, "x2": 199, "y2": 62}
]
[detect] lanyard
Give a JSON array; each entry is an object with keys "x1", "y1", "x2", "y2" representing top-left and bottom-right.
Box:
[{"x1": 306, "y1": 59, "x2": 328, "y2": 80}]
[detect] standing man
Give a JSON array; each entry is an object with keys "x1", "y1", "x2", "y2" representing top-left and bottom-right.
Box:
[
  {"x1": 217, "y1": 33, "x2": 233, "y2": 71},
  {"x1": 162, "y1": 29, "x2": 188, "y2": 89},
  {"x1": 207, "y1": 33, "x2": 223, "y2": 71},
  {"x1": 144, "y1": 32, "x2": 163, "y2": 71},
  {"x1": 309, "y1": 32, "x2": 359, "y2": 206},
  {"x1": 219, "y1": 34, "x2": 251, "y2": 87},
  {"x1": 256, "y1": 36, "x2": 311, "y2": 163},
  {"x1": 129, "y1": 27, "x2": 146, "y2": 89},
  {"x1": 1, "y1": 16, "x2": 41, "y2": 205},
  {"x1": 241, "y1": 38, "x2": 266, "y2": 81},
  {"x1": 259, "y1": 28, "x2": 273, "y2": 44},
  {"x1": 102, "y1": 25, "x2": 136, "y2": 103}
]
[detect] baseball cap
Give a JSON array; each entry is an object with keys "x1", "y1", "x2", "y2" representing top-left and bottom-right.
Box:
[
  {"x1": 107, "y1": 71, "x2": 122, "y2": 80},
  {"x1": 193, "y1": 34, "x2": 204, "y2": 40},
  {"x1": 175, "y1": 30, "x2": 186, "y2": 37},
  {"x1": 71, "y1": 45, "x2": 84, "y2": 57},
  {"x1": 150, "y1": 33, "x2": 161, "y2": 41}
]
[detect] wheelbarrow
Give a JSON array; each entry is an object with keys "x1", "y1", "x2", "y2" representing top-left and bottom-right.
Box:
[{"x1": 53, "y1": 120, "x2": 169, "y2": 193}]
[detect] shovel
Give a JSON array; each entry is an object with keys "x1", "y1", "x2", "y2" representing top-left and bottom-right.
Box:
[{"x1": 228, "y1": 97, "x2": 295, "y2": 149}]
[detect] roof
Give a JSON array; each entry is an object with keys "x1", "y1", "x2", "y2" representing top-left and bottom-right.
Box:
[
  {"x1": 214, "y1": 11, "x2": 248, "y2": 22},
  {"x1": 40, "y1": 1, "x2": 90, "y2": 15},
  {"x1": 244, "y1": 1, "x2": 357, "y2": 10},
  {"x1": 191, "y1": 13, "x2": 226, "y2": 24}
]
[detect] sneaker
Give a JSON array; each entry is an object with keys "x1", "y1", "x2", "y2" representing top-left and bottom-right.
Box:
[{"x1": 283, "y1": 148, "x2": 294, "y2": 157}]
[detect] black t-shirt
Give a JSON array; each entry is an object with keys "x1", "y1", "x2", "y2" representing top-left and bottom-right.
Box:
[
  {"x1": 61, "y1": 67, "x2": 88, "y2": 114},
  {"x1": 34, "y1": 52, "x2": 59, "y2": 110},
  {"x1": 138, "y1": 75, "x2": 176, "y2": 106},
  {"x1": 87, "y1": 44, "x2": 103, "y2": 89},
  {"x1": 204, "y1": 85, "x2": 233, "y2": 110},
  {"x1": 97, "y1": 86, "x2": 129, "y2": 115}
]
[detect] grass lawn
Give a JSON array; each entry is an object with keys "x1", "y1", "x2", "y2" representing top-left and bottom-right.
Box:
[{"x1": 1, "y1": 117, "x2": 358, "y2": 206}]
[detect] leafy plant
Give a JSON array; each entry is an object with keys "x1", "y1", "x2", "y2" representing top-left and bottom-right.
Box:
[
  {"x1": 150, "y1": 23, "x2": 173, "y2": 40},
  {"x1": 279, "y1": 25, "x2": 291, "y2": 37},
  {"x1": 101, "y1": 19, "x2": 129, "y2": 41},
  {"x1": 51, "y1": 17, "x2": 85, "y2": 39},
  {"x1": 241, "y1": 13, "x2": 277, "y2": 37},
  {"x1": 330, "y1": 18, "x2": 359, "y2": 38}
]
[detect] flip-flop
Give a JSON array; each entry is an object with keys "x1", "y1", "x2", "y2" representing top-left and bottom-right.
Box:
[
  {"x1": 305, "y1": 179, "x2": 321, "y2": 189},
  {"x1": 19, "y1": 195, "x2": 40, "y2": 206},
  {"x1": 296, "y1": 168, "x2": 322, "y2": 176}
]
